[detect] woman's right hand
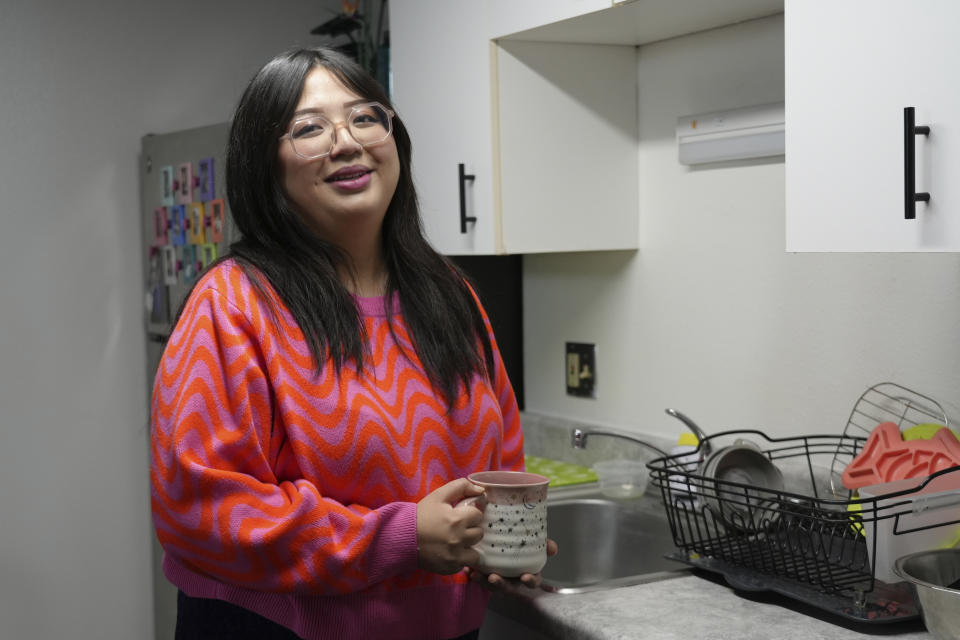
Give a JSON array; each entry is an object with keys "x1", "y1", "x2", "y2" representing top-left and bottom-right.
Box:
[{"x1": 416, "y1": 478, "x2": 486, "y2": 575}]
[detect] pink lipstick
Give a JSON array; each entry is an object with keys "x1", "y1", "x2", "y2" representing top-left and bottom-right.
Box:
[{"x1": 326, "y1": 165, "x2": 372, "y2": 191}]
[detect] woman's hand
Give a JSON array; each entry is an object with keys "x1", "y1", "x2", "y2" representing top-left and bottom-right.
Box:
[
  {"x1": 416, "y1": 478, "x2": 486, "y2": 575},
  {"x1": 466, "y1": 538, "x2": 559, "y2": 591}
]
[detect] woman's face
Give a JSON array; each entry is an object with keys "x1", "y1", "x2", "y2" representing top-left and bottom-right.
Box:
[{"x1": 277, "y1": 66, "x2": 400, "y2": 244}]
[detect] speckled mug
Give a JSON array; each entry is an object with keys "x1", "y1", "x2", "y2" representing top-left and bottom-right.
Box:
[{"x1": 467, "y1": 470, "x2": 550, "y2": 577}]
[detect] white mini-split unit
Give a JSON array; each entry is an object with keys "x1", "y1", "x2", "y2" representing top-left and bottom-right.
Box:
[{"x1": 676, "y1": 102, "x2": 785, "y2": 165}]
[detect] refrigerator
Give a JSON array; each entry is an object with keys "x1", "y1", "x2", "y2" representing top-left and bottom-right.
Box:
[{"x1": 139, "y1": 122, "x2": 234, "y2": 639}]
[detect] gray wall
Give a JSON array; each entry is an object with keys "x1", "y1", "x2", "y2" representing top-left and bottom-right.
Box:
[
  {"x1": 523, "y1": 14, "x2": 960, "y2": 442},
  {"x1": 0, "y1": 2, "x2": 340, "y2": 637}
]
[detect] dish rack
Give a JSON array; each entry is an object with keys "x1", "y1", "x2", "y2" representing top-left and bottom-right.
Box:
[{"x1": 646, "y1": 383, "x2": 959, "y2": 624}]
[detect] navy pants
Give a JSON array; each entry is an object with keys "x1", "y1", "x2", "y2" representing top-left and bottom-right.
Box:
[{"x1": 175, "y1": 591, "x2": 480, "y2": 640}]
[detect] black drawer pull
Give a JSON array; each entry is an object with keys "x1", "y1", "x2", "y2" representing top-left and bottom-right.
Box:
[
  {"x1": 458, "y1": 163, "x2": 476, "y2": 233},
  {"x1": 904, "y1": 107, "x2": 930, "y2": 220}
]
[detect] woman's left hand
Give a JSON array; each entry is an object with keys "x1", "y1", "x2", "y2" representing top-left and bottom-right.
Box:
[{"x1": 466, "y1": 538, "x2": 559, "y2": 591}]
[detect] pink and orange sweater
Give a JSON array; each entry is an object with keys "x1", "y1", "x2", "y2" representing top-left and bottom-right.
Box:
[{"x1": 150, "y1": 260, "x2": 524, "y2": 640}]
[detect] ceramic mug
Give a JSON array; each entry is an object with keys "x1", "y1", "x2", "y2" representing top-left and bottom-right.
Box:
[{"x1": 467, "y1": 470, "x2": 550, "y2": 577}]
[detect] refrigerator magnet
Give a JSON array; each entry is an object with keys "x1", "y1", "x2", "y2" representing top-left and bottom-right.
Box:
[
  {"x1": 160, "y1": 166, "x2": 175, "y2": 207},
  {"x1": 161, "y1": 245, "x2": 179, "y2": 285},
  {"x1": 169, "y1": 205, "x2": 187, "y2": 246},
  {"x1": 175, "y1": 162, "x2": 193, "y2": 205},
  {"x1": 200, "y1": 242, "x2": 218, "y2": 269},
  {"x1": 197, "y1": 157, "x2": 215, "y2": 201},
  {"x1": 147, "y1": 246, "x2": 164, "y2": 288},
  {"x1": 207, "y1": 198, "x2": 225, "y2": 243},
  {"x1": 147, "y1": 249, "x2": 170, "y2": 323},
  {"x1": 188, "y1": 202, "x2": 205, "y2": 245},
  {"x1": 149, "y1": 285, "x2": 170, "y2": 325},
  {"x1": 153, "y1": 207, "x2": 168, "y2": 244},
  {"x1": 181, "y1": 245, "x2": 198, "y2": 284}
]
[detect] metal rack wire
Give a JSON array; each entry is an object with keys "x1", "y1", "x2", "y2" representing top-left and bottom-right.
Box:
[
  {"x1": 646, "y1": 384, "x2": 957, "y2": 624},
  {"x1": 827, "y1": 382, "x2": 949, "y2": 499}
]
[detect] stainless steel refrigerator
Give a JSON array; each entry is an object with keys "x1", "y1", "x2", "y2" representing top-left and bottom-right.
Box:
[{"x1": 139, "y1": 122, "x2": 234, "y2": 639}]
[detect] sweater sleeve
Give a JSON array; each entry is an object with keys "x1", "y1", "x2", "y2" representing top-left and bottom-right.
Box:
[{"x1": 150, "y1": 283, "x2": 419, "y2": 595}]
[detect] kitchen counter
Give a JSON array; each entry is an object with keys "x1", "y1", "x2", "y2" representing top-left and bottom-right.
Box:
[
  {"x1": 500, "y1": 412, "x2": 934, "y2": 639},
  {"x1": 486, "y1": 570, "x2": 931, "y2": 640}
]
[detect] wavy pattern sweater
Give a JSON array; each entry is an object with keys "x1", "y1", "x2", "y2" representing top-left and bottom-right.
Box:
[{"x1": 150, "y1": 260, "x2": 524, "y2": 640}]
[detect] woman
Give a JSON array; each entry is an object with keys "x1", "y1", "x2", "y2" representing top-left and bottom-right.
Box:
[{"x1": 150, "y1": 47, "x2": 553, "y2": 640}]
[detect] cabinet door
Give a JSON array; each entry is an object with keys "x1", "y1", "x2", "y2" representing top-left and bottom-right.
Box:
[
  {"x1": 496, "y1": 40, "x2": 638, "y2": 253},
  {"x1": 487, "y1": 0, "x2": 612, "y2": 38},
  {"x1": 390, "y1": 0, "x2": 497, "y2": 255},
  {"x1": 786, "y1": 0, "x2": 960, "y2": 251}
]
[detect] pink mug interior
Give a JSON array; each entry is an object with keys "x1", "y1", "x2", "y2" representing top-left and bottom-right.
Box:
[{"x1": 468, "y1": 470, "x2": 549, "y2": 488}]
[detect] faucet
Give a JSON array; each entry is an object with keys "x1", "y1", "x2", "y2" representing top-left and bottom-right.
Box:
[
  {"x1": 571, "y1": 427, "x2": 670, "y2": 458},
  {"x1": 570, "y1": 409, "x2": 711, "y2": 459},
  {"x1": 664, "y1": 408, "x2": 711, "y2": 456}
]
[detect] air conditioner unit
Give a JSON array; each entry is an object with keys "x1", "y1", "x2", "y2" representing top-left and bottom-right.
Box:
[{"x1": 676, "y1": 102, "x2": 784, "y2": 165}]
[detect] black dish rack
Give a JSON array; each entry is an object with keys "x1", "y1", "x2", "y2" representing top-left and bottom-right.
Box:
[{"x1": 645, "y1": 383, "x2": 960, "y2": 624}]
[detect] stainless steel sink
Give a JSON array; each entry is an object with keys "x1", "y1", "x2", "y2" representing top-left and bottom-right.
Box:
[{"x1": 541, "y1": 486, "x2": 689, "y2": 593}]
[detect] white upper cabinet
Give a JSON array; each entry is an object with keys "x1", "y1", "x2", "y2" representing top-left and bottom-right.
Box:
[
  {"x1": 390, "y1": 0, "x2": 783, "y2": 255},
  {"x1": 495, "y1": 40, "x2": 638, "y2": 253},
  {"x1": 390, "y1": 0, "x2": 497, "y2": 255},
  {"x1": 486, "y1": 0, "x2": 613, "y2": 39},
  {"x1": 494, "y1": 0, "x2": 782, "y2": 45},
  {"x1": 786, "y1": 0, "x2": 960, "y2": 251},
  {"x1": 391, "y1": 0, "x2": 636, "y2": 255}
]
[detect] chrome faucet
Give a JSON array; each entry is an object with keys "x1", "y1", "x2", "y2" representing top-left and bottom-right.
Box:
[
  {"x1": 571, "y1": 427, "x2": 670, "y2": 458},
  {"x1": 570, "y1": 409, "x2": 710, "y2": 458},
  {"x1": 664, "y1": 408, "x2": 711, "y2": 456}
]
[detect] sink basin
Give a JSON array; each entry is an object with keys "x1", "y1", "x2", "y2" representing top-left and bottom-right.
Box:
[{"x1": 541, "y1": 487, "x2": 689, "y2": 593}]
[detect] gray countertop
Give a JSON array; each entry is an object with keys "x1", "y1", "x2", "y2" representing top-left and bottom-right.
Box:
[{"x1": 488, "y1": 571, "x2": 931, "y2": 640}]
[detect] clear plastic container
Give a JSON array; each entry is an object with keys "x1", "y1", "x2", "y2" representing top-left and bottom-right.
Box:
[
  {"x1": 668, "y1": 432, "x2": 702, "y2": 503},
  {"x1": 859, "y1": 472, "x2": 960, "y2": 584},
  {"x1": 593, "y1": 459, "x2": 648, "y2": 498}
]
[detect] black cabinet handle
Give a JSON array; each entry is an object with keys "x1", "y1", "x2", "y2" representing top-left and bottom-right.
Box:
[
  {"x1": 458, "y1": 163, "x2": 476, "y2": 233},
  {"x1": 904, "y1": 107, "x2": 931, "y2": 220}
]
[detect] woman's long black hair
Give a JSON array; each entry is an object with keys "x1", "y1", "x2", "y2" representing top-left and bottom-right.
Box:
[{"x1": 221, "y1": 46, "x2": 494, "y2": 409}]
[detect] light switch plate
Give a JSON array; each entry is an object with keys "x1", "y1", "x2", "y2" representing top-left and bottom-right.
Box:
[{"x1": 565, "y1": 342, "x2": 596, "y2": 398}]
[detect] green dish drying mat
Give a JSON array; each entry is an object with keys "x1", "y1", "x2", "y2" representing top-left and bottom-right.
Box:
[{"x1": 525, "y1": 455, "x2": 598, "y2": 487}]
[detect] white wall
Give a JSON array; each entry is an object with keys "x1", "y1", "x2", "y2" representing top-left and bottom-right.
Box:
[
  {"x1": 523, "y1": 14, "x2": 960, "y2": 442},
  {"x1": 0, "y1": 2, "x2": 341, "y2": 638}
]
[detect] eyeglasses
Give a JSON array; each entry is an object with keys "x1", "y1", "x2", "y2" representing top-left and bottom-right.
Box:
[{"x1": 280, "y1": 102, "x2": 395, "y2": 159}]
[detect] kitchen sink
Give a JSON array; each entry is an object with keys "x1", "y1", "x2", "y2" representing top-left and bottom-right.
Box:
[{"x1": 541, "y1": 486, "x2": 689, "y2": 593}]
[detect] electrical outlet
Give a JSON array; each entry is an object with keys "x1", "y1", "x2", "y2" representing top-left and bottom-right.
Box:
[{"x1": 565, "y1": 342, "x2": 596, "y2": 398}]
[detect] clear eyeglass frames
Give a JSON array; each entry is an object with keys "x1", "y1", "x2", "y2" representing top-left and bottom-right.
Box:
[{"x1": 280, "y1": 102, "x2": 395, "y2": 159}]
